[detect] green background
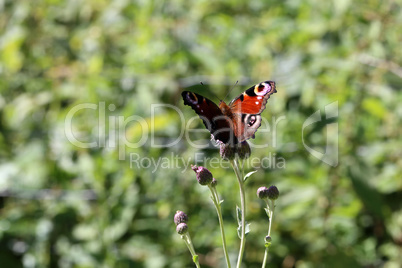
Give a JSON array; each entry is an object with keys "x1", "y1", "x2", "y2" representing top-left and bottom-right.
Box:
[{"x1": 0, "y1": 0, "x2": 401, "y2": 267}]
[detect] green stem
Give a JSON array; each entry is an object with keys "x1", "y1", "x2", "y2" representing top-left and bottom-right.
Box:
[
  {"x1": 261, "y1": 200, "x2": 275, "y2": 268},
  {"x1": 182, "y1": 234, "x2": 201, "y2": 268},
  {"x1": 209, "y1": 185, "x2": 231, "y2": 268},
  {"x1": 231, "y1": 159, "x2": 246, "y2": 268}
]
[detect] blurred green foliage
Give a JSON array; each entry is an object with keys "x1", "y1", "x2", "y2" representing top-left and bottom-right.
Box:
[{"x1": 0, "y1": 0, "x2": 401, "y2": 267}]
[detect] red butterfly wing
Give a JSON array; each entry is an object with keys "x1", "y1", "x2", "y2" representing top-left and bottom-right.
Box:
[
  {"x1": 182, "y1": 91, "x2": 237, "y2": 144},
  {"x1": 228, "y1": 81, "x2": 276, "y2": 142},
  {"x1": 229, "y1": 81, "x2": 276, "y2": 114}
]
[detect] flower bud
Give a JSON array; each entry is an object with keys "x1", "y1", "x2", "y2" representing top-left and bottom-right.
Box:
[
  {"x1": 174, "y1": 210, "x2": 188, "y2": 225},
  {"x1": 265, "y1": 235, "x2": 272, "y2": 242},
  {"x1": 191, "y1": 165, "x2": 213, "y2": 185},
  {"x1": 237, "y1": 141, "x2": 251, "y2": 159},
  {"x1": 219, "y1": 143, "x2": 236, "y2": 160},
  {"x1": 176, "y1": 223, "x2": 188, "y2": 235},
  {"x1": 267, "y1": 185, "x2": 279, "y2": 200},
  {"x1": 257, "y1": 186, "x2": 269, "y2": 199}
]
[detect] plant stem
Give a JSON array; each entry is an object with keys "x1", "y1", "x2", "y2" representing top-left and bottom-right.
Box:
[
  {"x1": 183, "y1": 234, "x2": 201, "y2": 268},
  {"x1": 209, "y1": 186, "x2": 231, "y2": 268},
  {"x1": 231, "y1": 159, "x2": 246, "y2": 268},
  {"x1": 262, "y1": 200, "x2": 275, "y2": 268}
]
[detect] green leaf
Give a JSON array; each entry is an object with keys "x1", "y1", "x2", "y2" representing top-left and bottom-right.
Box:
[
  {"x1": 237, "y1": 221, "x2": 251, "y2": 238},
  {"x1": 264, "y1": 208, "x2": 270, "y2": 218},
  {"x1": 236, "y1": 206, "x2": 242, "y2": 226},
  {"x1": 245, "y1": 222, "x2": 251, "y2": 235},
  {"x1": 348, "y1": 164, "x2": 384, "y2": 219},
  {"x1": 236, "y1": 206, "x2": 250, "y2": 237},
  {"x1": 243, "y1": 170, "x2": 258, "y2": 182},
  {"x1": 236, "y1": 206, "x2": 242, "y2": 239},
  {"x1": 237, "y1": 226, "x2": 242, "y2": 239}
]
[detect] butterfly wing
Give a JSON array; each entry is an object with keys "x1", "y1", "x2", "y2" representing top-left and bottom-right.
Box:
[
  {"x1": 228, "y1": 81, "x2": 276, "y2": 142},
  {"x1": 182, "y1": 91, "x2": 236, "y2": 144}
]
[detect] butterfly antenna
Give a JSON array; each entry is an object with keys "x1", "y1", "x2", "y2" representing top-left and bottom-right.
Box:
[
  {"x1": 200, "y1": 82, "x2": 221, "y2": 103},
  {"x1": 223, "y1": 80, "x2": 238, "y2": 102}
]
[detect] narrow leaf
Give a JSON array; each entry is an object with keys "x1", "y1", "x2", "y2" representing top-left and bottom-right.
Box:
[
  {"x1": 264, "y1": 207, "x2": 270, "y2": 218},
  {"x1": 245, "y1": 222, "x2": 251, "y2": 235},
  {"x1": 236, "y1": 206, "x2": 242, "y2": 226},
  {"x1": 243, "y1": 170, "x2": 258, "y2": 182},
  {"x1": 237, "y1": 206, "x2": 243, "y2": 239}
]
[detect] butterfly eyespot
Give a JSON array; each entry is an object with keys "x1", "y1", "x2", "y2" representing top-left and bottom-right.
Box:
[
  {"x1": 254, "y1": 83, "x2": 271, "y2": 96},
  {"x1": 247, "y1": 115, "x2": 257, "y2": 127}
]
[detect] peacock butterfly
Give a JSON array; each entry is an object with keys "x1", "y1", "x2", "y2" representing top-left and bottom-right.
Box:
[{"x1": 182, "y1": 81, "x2": 276, "y2": 144}]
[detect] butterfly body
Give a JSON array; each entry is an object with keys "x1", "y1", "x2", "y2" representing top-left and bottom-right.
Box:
[
  {"x1": 218, "y1": 101, "x2": 233, "y2": 118},
  {"x1": 182, "y1": 81, "x2": 276, "y2": 144}
]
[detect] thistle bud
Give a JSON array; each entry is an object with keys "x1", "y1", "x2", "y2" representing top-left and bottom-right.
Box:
[
  {"x1": 267, "y1": 185, "x2": 279, "y2": 200},
  {"x1": 191, "y1": 165, "x2": 213, "y2": 185},
  {"x1": 174, "y1": 210, "x2": 188, "y2": 225},
  {"x1": 257, "y1": 186, "x2": 269, "y2": 199},
  {"x1": 237, "y1": 141, "x2": 251, "y2": 159},
  {"x1": 176, "y1": 223, "x2": 188, "y2": 235},
  {"x1": 219, "y1": 143, "x2": 236, "y2": 160}
]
